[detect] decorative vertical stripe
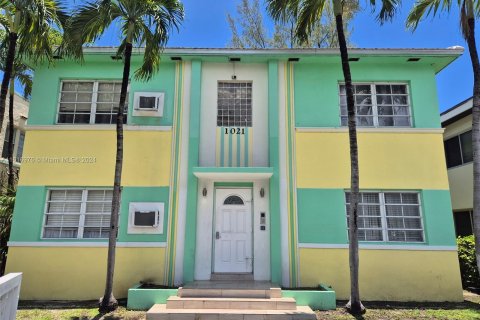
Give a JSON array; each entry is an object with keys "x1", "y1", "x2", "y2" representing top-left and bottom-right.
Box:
[
  {"x1": 165, "y1": 61, "x2": 185, "y2": 285},
  {"x1": 215, "y1": 127, "x2": 253, "y2": 167},
  {"x1": 285, "y1": 62, "x2": 299, "y2": 286}
]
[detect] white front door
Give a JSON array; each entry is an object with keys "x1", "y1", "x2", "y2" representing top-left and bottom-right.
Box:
[{"x1": 214, "y1": 188, "x2": 253, "y2": 273}]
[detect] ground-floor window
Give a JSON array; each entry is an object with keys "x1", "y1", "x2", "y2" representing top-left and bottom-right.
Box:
[
  {"x1": 345, "y1": 191, "x2": 424, "y2": 242},
  {"x1": 42, "y1": 189, "x2": 112, "y2": 239},
  {"x1": 453, "y1": 210, "x2": 473, "y2": 237}
]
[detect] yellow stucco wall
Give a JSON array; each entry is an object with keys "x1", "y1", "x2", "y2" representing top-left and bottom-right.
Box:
[
  {"x1": 6, "y1": 247, "x2": 166, "y2": 300},
  {"x1": 18, "y1": 130, "x2": 172, "y2": 187},
  {"x1": 299, "y1": 248, "x2": 463, "y2": 302},
  {"x1": 296, "y1": 131, "x2": 449, "y2": 190}
]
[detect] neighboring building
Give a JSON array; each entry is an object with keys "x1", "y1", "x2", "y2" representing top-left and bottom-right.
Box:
[
  {"x1": 6, "y1": 47, "x2": 464, "y2": 303},
  {"x1": 441, "y1": 97, "x2": 474, "y2": 237},
  {"x1": 0, "y1": 92, "x2": 28, "y2": 183}
]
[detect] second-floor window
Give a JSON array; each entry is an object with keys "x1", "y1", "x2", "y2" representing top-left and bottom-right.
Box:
[
  {"x1": 340, "y1": 83, "x2": 412, "y2": 127},
  {"x1": 58, "y1": 81, "x2": 128, "y2": 124},
  {"x1": 444, "y1": 130, "x2": 472, "y2": 168}
]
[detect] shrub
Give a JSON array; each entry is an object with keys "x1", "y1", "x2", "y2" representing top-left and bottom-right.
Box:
[{"x1": 457, "y1": 235, "x2": 480, "y2": 288}]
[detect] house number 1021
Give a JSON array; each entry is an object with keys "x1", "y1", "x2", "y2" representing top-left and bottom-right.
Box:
[{"x1": 224, "y1": 128, "x2": 245, "y2": 135}]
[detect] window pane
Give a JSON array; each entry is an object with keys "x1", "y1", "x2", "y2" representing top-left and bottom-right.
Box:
[
  {"x1": 444, "y1": 136, "x2": 462, "y2": 168},
  {"x1": 16, "y1": 131, "x2": 25, "y2": 161},
  {"x1": 454, "y1": 211, "x2": 473, "y2": 237},
  {"x1": 217, "y1": 82, "x2": 252, "y2": 127},
  {"x1": 376, "y1": 85, "x2": 391, "y2": 94},
  {"x1": 460, "y1": 131, "x2": 473, "y2": 163}
]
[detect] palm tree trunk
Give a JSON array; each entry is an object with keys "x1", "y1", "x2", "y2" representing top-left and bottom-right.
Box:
[
  {"x1": 466, "y1": 17, "x2": 480, "y2": 276},
  {"x1": 0, "y1": 32, "x2": 18, "y2": 135},
  {"x1": 7, "y1": 79, "x2": 15, "y2": 194},
  {"x1": 99, "y1": 42, "x2": 132, "y2": 313},
  {"x1": 333, "y1": 0, "x2": 364, "y2": 314}
]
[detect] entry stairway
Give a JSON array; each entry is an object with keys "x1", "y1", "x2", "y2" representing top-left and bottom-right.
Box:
[{"x1": 146, "y1": 280, "x2": 317, "y2": 320}]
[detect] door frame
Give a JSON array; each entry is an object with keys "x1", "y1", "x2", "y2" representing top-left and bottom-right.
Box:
[{"x1": 212, "y1": 187, "x2": 254, "y2": 274}]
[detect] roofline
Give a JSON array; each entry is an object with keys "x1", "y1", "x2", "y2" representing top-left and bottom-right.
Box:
[
  {"x1": 80, "y1": 46, "x2": 465, "y2": 57},
  {"x1": 440, "y1": 96, "x2": 473, "y2": 127}
]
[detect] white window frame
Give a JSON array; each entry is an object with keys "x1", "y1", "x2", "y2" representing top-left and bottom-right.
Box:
[
  {"x1": 41, "y1": 188, "x2": 113, "y2": 240},
  {"x1": 345, "y1": 191, "x2": 425, "y2": 243},
  {"x1": 132, "y1": 92, "x2": 164, "y2": 117},
  {"x1": 338, "y1": 82, "x2": 413, "y2": 128},
  {"x1": 56, "y1": 80, "x2": 129, "y2": 125}
]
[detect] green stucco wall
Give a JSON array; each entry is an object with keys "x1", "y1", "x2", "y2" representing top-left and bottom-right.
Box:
[
  {"x1": 294, "y1": 62, "x2": 440, "y2": 128},
  {"x1": 296, "y1": 188, "x2": 456, "y2": 246},
  {"x1": 28, "y1": 60, "x2": 176, "y2": 126},
  {"x1": 10, "y1": 186, "x2": 170, "y2": 242}
]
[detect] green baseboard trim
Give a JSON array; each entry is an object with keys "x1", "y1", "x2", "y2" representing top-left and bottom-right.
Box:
[
  {"x1": 282, "y1": 284, "x2": 336, "y2": 310},
  {"x1": 127, "y1": 283, "x2": 178, "y2": 310}
]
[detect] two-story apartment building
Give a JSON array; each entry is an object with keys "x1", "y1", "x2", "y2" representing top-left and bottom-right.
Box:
[{"x1": 5, "y1": 47, "x2": 464, "y2": 302}]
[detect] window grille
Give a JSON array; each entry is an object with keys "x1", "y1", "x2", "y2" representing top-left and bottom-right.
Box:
[
  {"x1": 217, "y1": 81, "x2": 252, "y2": 127},
  {"x1": 346, "y1": 192, "x2": 424, "y2": 242},
  {"x1": 340, "y1": 83, "x2": 411, "y2": 127},
  {"x1": 58, "y1": 81, "x2": 127, "y2": 124},
  {"x1": 43, "y1": 189, "x2": 112, "y2": 239}
]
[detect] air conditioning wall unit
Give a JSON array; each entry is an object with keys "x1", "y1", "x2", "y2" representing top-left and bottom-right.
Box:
[
  {"x1": 133, "y1": 92, "x2": 164, "y2": 117},
  {"x1": 128, "y1": 202, "x2": 164, "y2": 234}
]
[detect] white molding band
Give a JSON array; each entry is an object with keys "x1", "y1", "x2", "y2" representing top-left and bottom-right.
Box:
[
  {"x1": 8, "y1": 241, "x2": 167, "y2": 248},
  {"x1": 25, "y1": 125, "x2": 173, "y2": 131},
  {"x1": 295, "y1": 127, "x2": 445, "y2": 134},
  {"x1": 298, "y1": 243, "x2": 457, "y2": 251}
]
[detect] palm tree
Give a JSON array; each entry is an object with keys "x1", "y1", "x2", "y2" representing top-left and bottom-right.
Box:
[
  {"x1": 267, "y1": 0, "x2": 399, "y2": 314},
  {"x1": 0, "y1": 0, "x2": 66, "y2": 137},
  {"x1": 407, "y1": 0, "x2": 480, "y2": 279},
  {"x1": 67, "y1": 0, "x2": 184, "y2": 312}
]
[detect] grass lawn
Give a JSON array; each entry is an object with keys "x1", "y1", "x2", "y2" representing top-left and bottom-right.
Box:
[{"x1": 16, "y1": 291, "x2": 480, "y2": 320}]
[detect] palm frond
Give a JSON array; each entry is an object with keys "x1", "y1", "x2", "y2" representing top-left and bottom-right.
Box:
[
  {"x1": 266, "y1": 0, "x2": 300, "y2": 23},
  {"x1": 295, "y1": 0, "x2": 327, "y2": 42},
  {"x1": 406, "y1": 0, "x2": 452, "y2": 30},
  {"x1": 15, "y1": 71, "x2": 33, "y2": 98},
  {"x1": 371, "y1": 0, "x2": 401, "y2": 23}
]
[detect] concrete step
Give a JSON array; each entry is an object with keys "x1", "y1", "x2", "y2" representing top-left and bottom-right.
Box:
[
  {"x1": 147, "y1": 304, "x2": 316, "y2": 320},
  {"x1": 211, "y1": 273, "x2": 254, "y2": 281},
  {"x1": 166, "y1": 296, "x2": 297, "y2": 310},
  {"x1": 178, "y1": 287, "x2": 282, "y2": 299}
]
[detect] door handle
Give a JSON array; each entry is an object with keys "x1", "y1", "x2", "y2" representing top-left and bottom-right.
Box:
[{"x1": 216, "y1": 231, "x2": 220, "y2": 239}]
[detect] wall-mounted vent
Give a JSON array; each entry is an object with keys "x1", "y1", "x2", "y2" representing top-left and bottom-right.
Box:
[
  {"x1": 171, "y1": 56, "x2": 182, "y2": 61},
  {"x1": 133, "y1": 210, "x2": 159, "y2": 227},
  {"x1": 133, "y1": 92, "x2": 164, "y2": 117},
  {"x1": 407, "y1": 58, "x2": 421, "y2": 62},
  {"x1": 288, "y1": 58, "x2": 300, "y2": 62},
  {"x1": 348, "y1": 57, "x2": 360, "y2": 62},
  {"x1": 229, "y1": 57, "x2": 241, "y2": 62},
  {"x1": 128, "y1": 202, "x2": 164, "y2": 234}
]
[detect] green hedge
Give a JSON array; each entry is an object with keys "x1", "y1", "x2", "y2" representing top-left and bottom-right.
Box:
[{"x1": 457, "y1": 235, "x2": 480, "y2": 288}]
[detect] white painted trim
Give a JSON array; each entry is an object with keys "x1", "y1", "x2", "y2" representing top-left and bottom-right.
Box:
[
  {"x1": 81, "y1": 47, "x2": 464, "y2": 57},
  {"x1": 297, "y1": 243, "x2": 457, "y2": 251},
  {"x1": 174, "y1": 61, "x2": 192, "y2": 285},
  {"x1": 8, "y1": 241, "x2": 167, "y2": 248},
  {"x1": 278, "y1": 61, "x2": 290, "y2": 288},
  {"x1": 25, "y1": 125, "x2": 172, "y2": 131},
  {"x1": 295, "y1": 127, "x2": 444, "y2": 134},
  {"x1": 441, "y1": 98, "x2": 472, "y2": 123},
  {"x1": 193, "y1": 172, "x2": 273, "y2": 180}
]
